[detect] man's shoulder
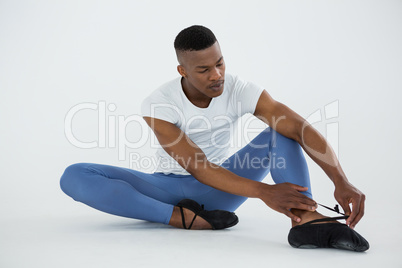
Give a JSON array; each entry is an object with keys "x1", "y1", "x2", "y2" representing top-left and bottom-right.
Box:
[
  {"x1": 141, "y1": 77, "x2": 183, "y2": 121},
  {"x1": 224, "y1": 73, "x2": 237, "y2": 84},
  {"x1": 144, "y1": 77, "x2": 181, "y2": 101},
  {"x1": 224, "y1": 73, "x2": 250, "y2": 90}
]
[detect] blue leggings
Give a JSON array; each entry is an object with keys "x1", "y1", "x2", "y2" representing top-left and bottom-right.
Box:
[{"x1": 60, "y1": 127, "x2": 311, "y2": 225}]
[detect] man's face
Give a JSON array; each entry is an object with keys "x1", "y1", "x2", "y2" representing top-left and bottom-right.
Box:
[{"x1": 177, "y1": 42, "x2": 226, "y2": 98}]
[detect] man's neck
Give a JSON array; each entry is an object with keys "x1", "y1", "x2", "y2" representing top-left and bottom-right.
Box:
[{"x1": 181, "y1": 78, "x2": 212, "y2": 108}]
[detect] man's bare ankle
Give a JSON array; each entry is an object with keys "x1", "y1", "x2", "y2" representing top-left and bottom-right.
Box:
[{"x1": 290, "y1": 209, "x2": 326, "y2": 227}]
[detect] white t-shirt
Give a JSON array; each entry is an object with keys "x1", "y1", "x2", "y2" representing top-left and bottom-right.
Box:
[{"x1": 141, "y1": 73, "x2": 264, "y2": 175}]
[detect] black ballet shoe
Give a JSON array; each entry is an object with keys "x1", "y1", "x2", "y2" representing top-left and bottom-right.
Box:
[
  {"x1": 176, "y1": 199, "x2": 239, "y2": 230},
  {"x1": 288, "y1": 204, "x2": 370, "y2": 252}
]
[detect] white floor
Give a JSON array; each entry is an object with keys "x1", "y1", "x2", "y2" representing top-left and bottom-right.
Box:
[{"x1": 2, "y1": 198, "x2": 400, "y2": 268}]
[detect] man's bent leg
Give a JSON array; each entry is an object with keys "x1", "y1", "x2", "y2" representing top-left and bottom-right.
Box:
[
  {"x1": 188, "y1": 127, "x2": 312, "y2": 211},
  {"x1": 60, "y1": 163, "x2": 176, "y2": 224},
  {"x1": 268, "y1": 128, "x2": 312, "y2": 199}
]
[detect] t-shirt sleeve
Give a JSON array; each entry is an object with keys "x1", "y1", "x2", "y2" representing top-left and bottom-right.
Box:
[
  {"x1": 141, "y1": 95, "x2": 180, "y2": 125},
  {"x1": 232, "y1": 76, "x2": 265, "y2": 115}
]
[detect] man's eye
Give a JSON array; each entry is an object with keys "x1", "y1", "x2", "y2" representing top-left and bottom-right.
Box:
[{"x1": 199, "y1": 69, "x2": 208, "y2": 73}]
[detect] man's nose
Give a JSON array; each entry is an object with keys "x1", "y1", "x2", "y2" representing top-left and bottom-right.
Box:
[{"x1": 209, "y1": 67, "x2": 222, "y2": 81}]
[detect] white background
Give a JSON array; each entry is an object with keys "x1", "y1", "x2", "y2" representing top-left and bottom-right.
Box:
[{"x1": 1, "y1": 0, "x2": 401, "y2": 267}]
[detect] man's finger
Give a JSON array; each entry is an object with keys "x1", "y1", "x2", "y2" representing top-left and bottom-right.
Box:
[
  {"x1": 350, "y1": 195, "x2": 365, "y2": 229},
  {"x1": 292, "y1": 200, "x2": 317, "y2": 212},
  {"x1": 284, "y1": 210, "x2": 301, "y2": 223},
  {"x1": 339, "y1": 200, "x2": 351, "y2": 218},
  {"x1": 296, "y1": 196, "x2": 317, "y2": 209},
  {"x1": 346, "y1": 197, "x2": 361, "y2": 227},
  {"x1": 288, "y1": 183, "x2": 309, "y2": 192}
]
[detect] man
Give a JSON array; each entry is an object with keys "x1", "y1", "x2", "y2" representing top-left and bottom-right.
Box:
[{"x1": 60, "y1": 25, "x2": 369, "y2": 251}]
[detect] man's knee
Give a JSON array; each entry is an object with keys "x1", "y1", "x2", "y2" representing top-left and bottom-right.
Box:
[
  {"x1": 248, "y1": 127, "x2": 273, "y2": 147},
  {"x1": 60, "y1": 163, "x2": 88, "y2": 199}
]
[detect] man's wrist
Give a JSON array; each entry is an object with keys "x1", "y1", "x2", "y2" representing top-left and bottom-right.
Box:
[
  {"x1": 331, "y1": 174, "x2": 349, "y2": 187},
  {"x1": 255, "y1": 182, "x2": 270, "y2": 199}
]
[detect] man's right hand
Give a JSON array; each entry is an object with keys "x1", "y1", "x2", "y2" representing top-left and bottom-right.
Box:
[{"x1": 258, "y1": 182, "x2": 317, "y2": 223}]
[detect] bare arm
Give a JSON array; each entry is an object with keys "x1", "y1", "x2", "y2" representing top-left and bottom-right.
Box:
[
  {"x1": 143, "y1": 116, "x2": 261, "y2": 197},
  {"x1": 253, "y1": 90, "x2": 365, "y2": 228},
  {"x1": 143, "y1": 116, "x2": 316, "y2": 222}
]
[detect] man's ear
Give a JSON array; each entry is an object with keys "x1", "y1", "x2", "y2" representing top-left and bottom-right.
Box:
[{"x1": 177, "y1": 65, "x2": 187, "y2": 78}]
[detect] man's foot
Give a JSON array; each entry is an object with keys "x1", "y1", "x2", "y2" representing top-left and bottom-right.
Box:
[
  {"x1": 169, "y1": 206, "x2": 212, "y2": 230},
  {"x1": 169, "y1": 199, "x2": 239, "y2": 230},
  {"x1": 288, "y1": 209, "x2": 369, "y2": 252},
  {"x1": 288, "y1": 222, "x2": 370, "y2": 252},
  {"x1": 291, "y1": 209, "x2": 339, "y2": 227}
]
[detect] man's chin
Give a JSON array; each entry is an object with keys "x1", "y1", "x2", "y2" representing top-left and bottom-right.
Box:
[
  {"x1": 209, "y1": 89, "x2": 223, "y2": 98},
  {"x1": 209, "y1": 82, "x2": 224, "y2": 96}
]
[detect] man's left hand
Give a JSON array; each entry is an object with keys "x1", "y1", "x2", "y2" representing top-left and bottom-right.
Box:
[{"x1": 334, "y1": 180, "x2": 366, "y2": 229}]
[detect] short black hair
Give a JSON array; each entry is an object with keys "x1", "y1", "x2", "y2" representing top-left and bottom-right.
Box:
[{"x1": 174, "y1": 25, "x2": 217, "y2": 52}]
